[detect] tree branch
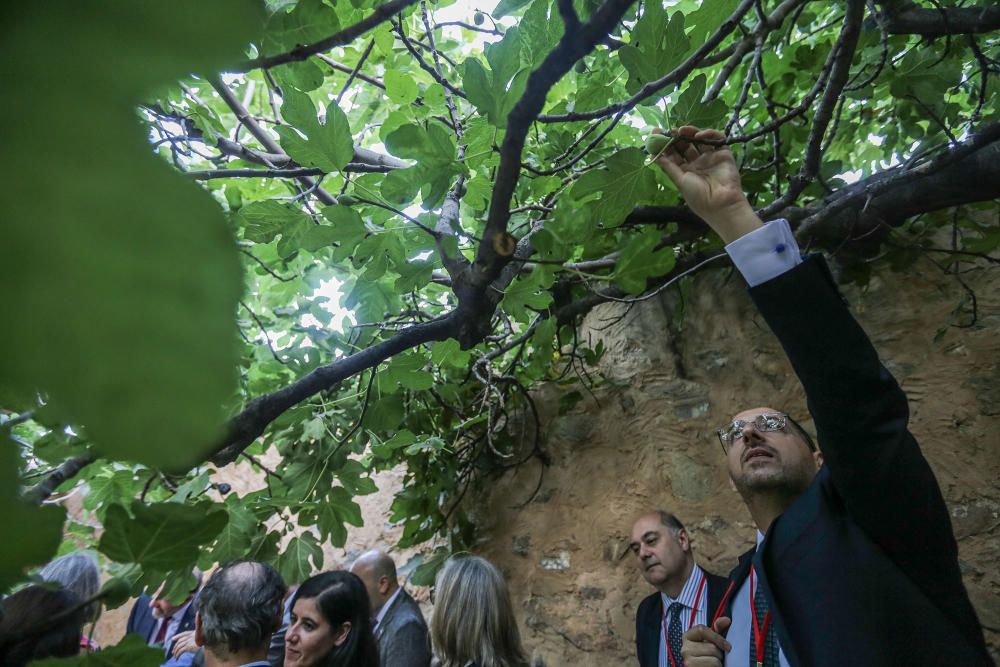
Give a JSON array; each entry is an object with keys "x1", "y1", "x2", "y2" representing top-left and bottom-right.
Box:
[
  {"x1": 881, "y1": 4, "x2": 1000, "y2": 37},
  {"x1": 538, "y1": 0, "x2": 770, "y2": 123},
  {"x1": 796, "y1": 122, "x2": 1000, "y2": 249},
  {"x1": 23, "y1": 455, "x2": 96, "y2": 505},
  {"x1": 210, "y1": 77, "x2": 338, "y2": 206},
  {"x1": 473, "y1": 0, "x2": 639, "y2": 292},
  {"x1": 758, "y1": 0, "x2": 866, "y2": 218},
  {"x1": 237, "y1": 0, "x2": 423, "y2": 71},
  {"x1": 211, "y1": 314, "x2": 458, "y2": 466}
]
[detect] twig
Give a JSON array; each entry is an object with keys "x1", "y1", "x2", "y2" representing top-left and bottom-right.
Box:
[
  {"x1": 240, "y1": 301, "x2": 286, "y2": 365},
  {"x1": 337, "y1": 39, "x2": 376, "y2": 105},
  {"x1": 237, "y1": 0, "x2": 423, "y2": 71}
]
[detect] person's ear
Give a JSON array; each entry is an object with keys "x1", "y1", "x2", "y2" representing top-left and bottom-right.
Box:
[
  {"x1": 813, "y1": 450, "x2": 824, "y2": 468},
  {"x1": 333, "y1": 621, "x2": 353, "y2": 647},
  {"x1": 194, "y1": 612, "x2": 205, "y2": 647},
  {"x1": 378, "y1": 575, "x2": 391, "y2": 595},
  {"x1": 677, "y1": 528, "x2": 691, "y2": 553}
]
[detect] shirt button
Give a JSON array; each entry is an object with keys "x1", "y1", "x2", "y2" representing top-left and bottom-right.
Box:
[{"x1": 775, "y1": 243, "x2": 786, "y2": 253}]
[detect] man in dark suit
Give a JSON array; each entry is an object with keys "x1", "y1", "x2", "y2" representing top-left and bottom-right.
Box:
[
  {"x1": 650, "y1": 126, "x2": 992, "y2": 666},
  {"x1": 351, "y1": 550, "x2": 431, "y2": 667},
  {"x1": 631, "y1": 511, "x2": 729, "y2": 667},
  {"x1": 125, "y1": 573, "x2": 201, "y2": 657}
]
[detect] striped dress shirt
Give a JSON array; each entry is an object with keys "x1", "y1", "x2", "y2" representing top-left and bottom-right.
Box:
[{"x1": 659, "y1": 563, "x2": 708, "y2": 667}]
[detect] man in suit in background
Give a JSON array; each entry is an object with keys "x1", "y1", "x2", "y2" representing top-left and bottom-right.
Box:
[
  {"x1": 126, "y1": 571, "x2": 202, "y2": 656},
  {"x1": 631, "y1": 511, "x2": 729, "y2": 667},
  {"x1": 351, "y1": 550, "x2": 431, "y2": 667},
  {"x1": 651, "y1": 126, "x2": 991, "y2": 666}
]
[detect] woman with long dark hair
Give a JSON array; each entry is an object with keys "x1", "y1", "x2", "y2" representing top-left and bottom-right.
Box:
[
  {"x1": 283, "y1": 571, "x2": 379, "y2": 667},
  {"x1": 0, "y1": 585, "x2": 85, "y2": 666}
]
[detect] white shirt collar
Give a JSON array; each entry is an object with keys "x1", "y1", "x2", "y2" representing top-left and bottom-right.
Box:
[{"x1": 659, "y1": 563, "x2": 707, "y2": 610}]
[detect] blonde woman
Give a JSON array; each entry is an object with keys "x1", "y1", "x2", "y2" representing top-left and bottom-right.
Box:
[{"x1": 430, "y1": 556, "x2": 529, "y2": 667}]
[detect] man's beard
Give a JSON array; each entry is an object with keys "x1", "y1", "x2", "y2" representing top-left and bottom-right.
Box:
[{"x1": 734, "y1": 461, "x2": 814, "y2": 502}]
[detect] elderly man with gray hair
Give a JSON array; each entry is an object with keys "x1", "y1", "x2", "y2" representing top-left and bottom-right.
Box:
[{"x1": 191, "y1": 560, "x2": 287, "y2": 667}]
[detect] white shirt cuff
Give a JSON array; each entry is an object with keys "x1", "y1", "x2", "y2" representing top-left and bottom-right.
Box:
[{"x1": 724, "y1": 219, "x2": 802, "y2": 287}]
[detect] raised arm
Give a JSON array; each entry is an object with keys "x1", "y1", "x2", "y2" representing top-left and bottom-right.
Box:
[{"x1": 652, "y1": 126, "x2": 966, "y2": 613}]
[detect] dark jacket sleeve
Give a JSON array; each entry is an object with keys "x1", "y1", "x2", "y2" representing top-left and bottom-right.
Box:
[
  {"x1": 382, "y1": 617, "x2": 432, "y2": 667},
  {"x1": 748, "y1": 255, "x2": 970, "y2": 625}
]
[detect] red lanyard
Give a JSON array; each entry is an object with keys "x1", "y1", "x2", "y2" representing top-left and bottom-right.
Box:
[
  {"x1": 660, "y1": 573, "x2": 707, "y2": 667},
  {"x1": 749, "y1": 568, "x2": 773, "y2": 667}
]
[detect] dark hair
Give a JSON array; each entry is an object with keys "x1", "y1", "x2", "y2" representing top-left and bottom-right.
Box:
[
  {"x1": 784, "y1": 414, "x2": 818, "y2": 452},
  {"x1": 0, "y1": 585, "x2": 85, "y2": 667},
  {"x1": 292, "y1": 571, "x2": 379, "y2": 667},
  {"x1": 657, "y1": 511, "x2": 686, "y2": 535},
  {"x1": 197, "y1": 560, "x2": 287, "y2": 655}
]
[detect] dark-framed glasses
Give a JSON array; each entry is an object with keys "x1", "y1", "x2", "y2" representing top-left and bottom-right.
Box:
[{"x1": 717, "y1": 413, "x2": 787, "y2": 453}]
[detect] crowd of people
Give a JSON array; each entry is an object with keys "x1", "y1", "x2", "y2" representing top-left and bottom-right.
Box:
[
  {"x1": 2, "y1": 126, "x2": 994, "y2": 667},
  {"x1": 0, "y1": 550, "x2": 531, "y2": 667}
]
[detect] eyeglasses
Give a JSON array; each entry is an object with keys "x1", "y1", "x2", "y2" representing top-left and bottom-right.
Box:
[{"x1": 717, "y1": 414, "x2": 787, "y2": 453}]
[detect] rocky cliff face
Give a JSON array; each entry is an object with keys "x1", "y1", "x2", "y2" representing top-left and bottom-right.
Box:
[{"x1": 468, "y1": 253, "x2": 1000, "y2": 665}]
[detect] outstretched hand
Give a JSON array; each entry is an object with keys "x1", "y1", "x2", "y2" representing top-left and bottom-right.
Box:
[{"x1": 651, "y1": 126, "x2": 762, "y2": 243}]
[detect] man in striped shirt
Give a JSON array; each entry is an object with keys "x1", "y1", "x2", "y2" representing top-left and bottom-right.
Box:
[{"x1": 631, "y1": 511, "x2": 729, "y2": 667}]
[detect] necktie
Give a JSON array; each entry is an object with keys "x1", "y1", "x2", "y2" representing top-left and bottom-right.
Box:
[
  {"x1": 153, "y1": 615, "x2": 172, "y2": 645},
  {"x1": 666, "y1": 601, "x2": 683, "y2": 667},
  {"x1": 751, "y1": 580, "x2": 779, "y2": 667}
]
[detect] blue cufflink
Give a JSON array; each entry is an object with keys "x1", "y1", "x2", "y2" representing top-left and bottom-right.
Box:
[{"x1": 775, "y1": 243, "x2": 786, "y2": 253}]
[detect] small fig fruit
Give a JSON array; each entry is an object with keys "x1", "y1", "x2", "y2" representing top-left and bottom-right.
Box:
[
  {"x1": 473, "y1": 11, "x2": 485, "y2": 25},
  {"x1": 338, "y1": 194, "x2": 359, "y2": 206},
  {"x1": 574, "y1": 60, "x2": 586, "y2": 73},
  {"x1": 644, "y1": 133, "x2": 670, "y2": 156}
]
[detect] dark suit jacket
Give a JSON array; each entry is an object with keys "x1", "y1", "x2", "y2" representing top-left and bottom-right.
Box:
[
  {"x1": 712, "y1": 256, "x2": 991, "y2": 666},
  {"x1": 125, "y1": 592, "x2": 198, "y2": 655},
  {"x1": 635, "y1": 570, "x2": 729, "y2": 667},
  {"x1": 376, "y1": 588, "x2": 431, "y2": 667}
]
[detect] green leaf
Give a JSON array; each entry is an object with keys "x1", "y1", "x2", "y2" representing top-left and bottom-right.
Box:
[
  {"x1": 0, "y1": 1, "x2": 258, "y2": 470},
  {"x1": 406, "y1": 546, "x2": 450, "y2": 586},
  {"x1": 571, "y1": 148, "x2": 657, "y2": 226},
  {"x1": 385, "y1": 70, "x2": 420, "y2": 104},
  {"x1": 0, "y1": 439, "x2": 65, "y2": 591},
  {"x1": 98, "y1": 501, "x2": 228, "y2": 570},
  {"x1": 276, "y1": 88, "x2": 354, "y2": 172},
  {"x1": 380, "y1": 351, "x2": 434, "y2": 391},
  {"x1": 493, "y1": 0, "x2": 533, "y2": 18},
  {"x1": 32, "y1": 634, "x2": 162, "y2": 667},
  {"x1": 273, "y1": 59, "x2": 326, "y2": 92},
  {"x1": 619, "y1": 9, "x2": 689, "y2": 96},
  {"x1": 461, "y1": 30, "x2": 526, "y2": 128},
  {"x1": 384, "y1": 122, "x2": 458, "y2": 168},
  {"x1": 686, "y1": 0, "x2": 738, "y2": 43},
  {"x1": 264, "y1": 0, "x2": 339, "y2": 54},
  {"x1": 431, "y1": 339, "x2": 471, "y2": 368},
  {"x1": 889, "y1": 50, "x2": 962, "y2": 102},
  {"x1": 502, "y1": 266, "x2": 555, "y2": 321},
  {"x1": 97, "y1": 576, "x2": 134, "y2": 609},
  {"x1": 668, "y1": 74, "x2": 728, "y2": 128},
  {"x1": 275, "y1": 533, "x2": 324, "y2": 584},
  {"x1": 209, "y1": 499, "x2": 259, "y2": 564},
  {"x1": 613, "y1": 228, "x2": 677, "y2": 293},
  {"x1": 238, "y1": 200, "x2": 313, "y2": 244}
]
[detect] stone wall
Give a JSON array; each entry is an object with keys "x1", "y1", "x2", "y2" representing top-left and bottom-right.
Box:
[
  {"x1": 89, "y1": 249, "x2": 1000, "y2": 664},
  {"x1": 468, "y1": 252, "x2": 1000, "y2": 665}
]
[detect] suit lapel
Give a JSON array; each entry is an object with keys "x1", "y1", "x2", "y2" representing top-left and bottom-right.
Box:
[{"x1": 638, "y1": 594, "x2": 661, "y2": 667}]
